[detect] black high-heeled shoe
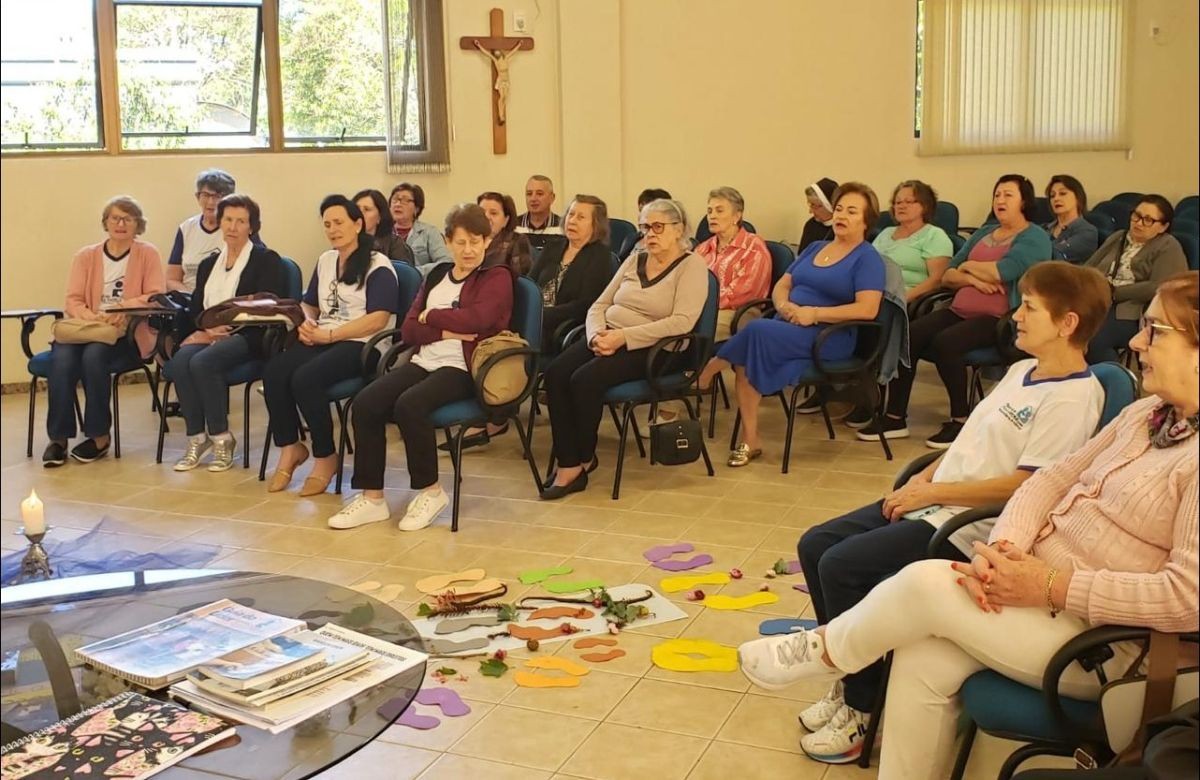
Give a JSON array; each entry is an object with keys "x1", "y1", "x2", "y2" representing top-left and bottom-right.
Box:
[{"x1": 539, "y1": 469, "x2": 589, "y2": 500}]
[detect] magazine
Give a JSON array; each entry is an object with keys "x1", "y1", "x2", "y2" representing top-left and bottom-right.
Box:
[
  {"x1": 170, "y1": 624, "x2": 427, "y2": 734},
  {"x1": 74, "y1": 599, "x2": 305, "y2": 689},
  {"x1": 198, "y1": 633, "x2": 327, "y2": 691},
  {"x1": 0, "y1": 691, "x2": 233, "y2": 780}
]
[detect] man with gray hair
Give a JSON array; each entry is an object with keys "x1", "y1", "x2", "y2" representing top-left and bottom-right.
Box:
[{"x1": 516, "y1": 174, "x2": 564, "y2": 249}]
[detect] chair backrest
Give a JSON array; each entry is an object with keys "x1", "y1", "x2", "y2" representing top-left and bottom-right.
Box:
[
  {"x1": 1174, "y1": 231, "x2": 1199, "y2": 271},
  {"x1": 279, "y1": 257, "x2": 303, "y2": 299},
  {"x1": 511, "y1": 276, "x2": 543, "y2": 355},
  {"x1": 1094, "y1": 199, "x2": 1133, "y2": 227},
  {"x1": 870, "y1": 212, "x2": 897, "y2": 240},
  {"x1": 1176, "y1": 195, "x2": 1199, "y2": 220},
  {"x1": 1091, "y1": 362, "x2": 1138, "y2": 429},
  {"x1": 1032, "y1": 196, "x2": 1054, "y2": 225},
  {"x1": 392, "y1": 261, "x2": 423, "y2": 313},
  {"x1": 764, "y1": 240, "x2": 795, "y2": 285},
  {"x1": 610, "y1": 252, "x2": 623, "y2": 278},
  {"x1": 1112, "y1": 191, "x2": 1145, "y2": 207},
  {"x1": 1084, "y1": 209, "x2": 1118, "y2": 242},
  {"x1": 697, "y1": 271, "x2": 719, "y2": 344},
  {"x1": 694, "y1": 219, "x2": 756, "y2": 243},
  {"x1": 1171, "y1": 217, "x2": 1199, "y2": 239},
  {"x1": 934, "y1": 201, "x2": 960, "y2": 236},
  {"x1": 609, "y1": 218, "x2": 637, "y2": 255}
]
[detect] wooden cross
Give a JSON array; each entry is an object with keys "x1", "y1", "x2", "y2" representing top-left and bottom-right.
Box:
[{"x1": 459, "y1": 8, "x2": 534, "y2": 155}]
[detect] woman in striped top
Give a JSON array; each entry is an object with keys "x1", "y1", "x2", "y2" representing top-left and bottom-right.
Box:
[{"x1": 734, "y1": 271, "x2": 1199, "y2": 780}]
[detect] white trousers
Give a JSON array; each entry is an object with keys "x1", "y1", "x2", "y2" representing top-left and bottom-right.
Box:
[{"x1": 823, "y1": 559, "x2": 1139, "y2": 780}]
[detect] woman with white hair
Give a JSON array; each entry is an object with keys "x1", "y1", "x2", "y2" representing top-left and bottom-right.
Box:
[
  {"x1": 540, "y1": 199, "x2": 709, "y2": 500},
  {"x1": 694, "y1": 186, "x2": 772, "y2": 342}
]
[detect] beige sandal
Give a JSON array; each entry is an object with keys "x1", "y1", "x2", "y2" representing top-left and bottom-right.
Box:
[
  {"x1": 267, "y1": 448, "x2": 309, "y2": 492},
  {"x1": 726, "y1": 443, "x2": 762, "y2": 467}
]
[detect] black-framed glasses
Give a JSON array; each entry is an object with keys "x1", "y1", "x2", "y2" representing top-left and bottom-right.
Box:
[
  {"x1": 195, "y1": 190, "x2": 223, "y2": 201},
  {"x1": 637, "y1": 221, "x2": 680, "y2": 235},
  {"x1": 1139, "y1": 316, "x2": 1182, "y2": 344},
  {"x1": 1130, "y1": 211, "x2": 1164, "y2": 226}
]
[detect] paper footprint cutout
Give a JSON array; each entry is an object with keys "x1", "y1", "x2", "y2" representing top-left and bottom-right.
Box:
[
  {"x1": 782, "y1": 560, "x2": 803, "y2": 575},
  {"x1": 652, "y1": 554, "x2": 714, "y2": 572},
  {"x1": 542, "y1": 578, "x2": 605, "y2": 594},
  {"x1": 703, "y1": 592, "x2": 780, "y2": 610},
  {"x1": 758, "y1": 618, "x2": 819, "y2": 636},
  {"x1": 424, "y1": 578, "x2": 505, "y2": 599},
  {"x1": 528, "y1": 606, "x2": 595, "y2": 621},
  {"x1": 351, "y1": 580, "x2": 382, "y2": 593},
  {"x1": 793, "y1": 583, "x2": 811, "y2": 593},
  {"x1": 426, "y1": 636, "x2": 490, "y2": 654},
  {"x1": 395, "y1": 708, "x2": 440, "y2": 730},
  {"x1": 580, "y1": 649, "x2": 626, "y2": 663},
  {"x1": 573, "y1": 637, "x2": 618, "y2": 649},
  {"x1": 507, "y1": 623, "x2": 579, "y2": 641},
  {"x1": 659, "y1": 571, "x2": 730, "y2": 593},
  {"x1": 524, "y1": 656, "x2": 589, "y2": 676},
  {"x1": 415, "y1": 568, "x2": 486, "y2": 595},
  {"x1": 513, "y1": 670, "x2": 581, "y2": 688},
  {"x1": 518, "y1": 565, "x2": 574, "y2": 585},
  {"x1": 642, "y1": 543, "x2": 694, "y2": 562},
  {"x1": 651, "y1": 639, "x2": 738, "y2": 672},
  {"x1": 414, "y1": 688, "x2": 471, "y2": 717},
  {"x1": 433, "y1": 614, "x2": 505, "y2": 635}
]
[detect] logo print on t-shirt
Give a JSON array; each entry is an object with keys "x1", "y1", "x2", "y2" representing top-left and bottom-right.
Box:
[{"x1": 1000, "y1": 403, "x2": 1034, "y2": 428}]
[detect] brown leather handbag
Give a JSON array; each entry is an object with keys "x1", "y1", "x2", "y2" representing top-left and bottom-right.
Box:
[{"x1": 196, "y1": 293, "x2": 305, "y2": 330}]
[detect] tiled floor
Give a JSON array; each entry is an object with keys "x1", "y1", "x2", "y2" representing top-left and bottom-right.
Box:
[{"x1": 1, "y1": 371, "x2": 1074, "y2": 779}]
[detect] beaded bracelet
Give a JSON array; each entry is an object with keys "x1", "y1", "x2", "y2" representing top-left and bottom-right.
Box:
[{"x1": 1045, "y1": 567, "x2": 1060, "y2": 618}]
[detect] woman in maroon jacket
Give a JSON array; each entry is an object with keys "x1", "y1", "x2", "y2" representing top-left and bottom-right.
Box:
[{"x1": 327, "y1": 203, "x2": 514, "y2": 532}]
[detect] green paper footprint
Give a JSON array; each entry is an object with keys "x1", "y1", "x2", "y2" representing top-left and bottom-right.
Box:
[
  {"x1": 518, "y1": 565, "x2": 574, "y2": 585},
  {"x1": 543, "y1": 578, "x2": 605, "y2": 594}
]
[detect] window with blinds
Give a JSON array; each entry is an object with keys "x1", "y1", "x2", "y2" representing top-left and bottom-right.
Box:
[{"x1": 918, "y1": 0, "x2": 1132, "y2": 155}]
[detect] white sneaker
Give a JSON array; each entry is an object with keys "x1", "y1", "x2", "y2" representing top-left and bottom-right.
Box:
[
  {"x1": 738, "y1": 628, "x2": 839, "y2": 690},
  {"x1": 799, "y1": 703, "x2": 868, "y2": 764},
  {"x1": 327, "y1": 494, "x2": 391, "y2": 530},
  {"x1": 799, "y1": 680, "x2": 845, "y2": 732},
  {"x1": 398, "y1": 488, "x2": 448, "y2": 531}
]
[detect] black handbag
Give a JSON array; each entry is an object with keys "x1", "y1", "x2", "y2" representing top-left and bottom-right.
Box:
[{"x1": 650, "y1": 417, "x2": 703, "y2": 465}]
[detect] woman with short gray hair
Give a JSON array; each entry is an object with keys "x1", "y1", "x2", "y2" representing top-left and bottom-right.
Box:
[
  {"x1": 539, "y1": 198, "x2": 709, "y2": 499},
  {"x1": 694, "y1": 186, "x2": 772, "y2": 341},
  {"x1": 167, "y1": 168, "x2": 239, "y2": 294}
]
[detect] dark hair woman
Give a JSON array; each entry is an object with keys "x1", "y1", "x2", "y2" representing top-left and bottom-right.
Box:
[
  {"x1": 354, "y1": 188, "x2": 415, "y2": 265},
  {"x1": 477, "y1": 191, "x2": 533, "y2": 275},
  {"x1": 1043, "y1": 174, "x2": 1099, "y2": 264}
]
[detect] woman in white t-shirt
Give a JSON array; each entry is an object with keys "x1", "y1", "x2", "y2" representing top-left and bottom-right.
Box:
[
  {"x1": 262, "y1": 195, "x2": 399, "y2": 496},
  {"x1": 166, "y1": 169, "x2": 237, "y2": 294},
  {"x1": 764, "y1": 261, "x2": 1114, "y2": 766}
]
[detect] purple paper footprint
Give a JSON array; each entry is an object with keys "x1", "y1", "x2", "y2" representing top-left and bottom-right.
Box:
[
  {"x1": 643, "y1": 543, "x2": 694, "y2": 562},
  {"x1": 785, "y1": 560, "x2": 803, "y2": 575},
  {"x1": 652, "y1": 554, "x2": 714, "y2": 571},
  {"x1": 415, "y1": 687, "x2": 471, "y2": 717},
  {"x1": 379, "y1": 696, "x2": 440, "y2": 730}
]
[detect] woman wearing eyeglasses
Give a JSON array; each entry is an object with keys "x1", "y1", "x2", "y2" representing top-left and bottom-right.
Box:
[
  {"x1": 167, "y1": 169, "x2": 238, "y2": 294},
  {"x1": 540, "y1": 198, "x2": 708, "y2": 499},
  {"x1": 388, "y1": 183, "x2": 453, "y2": 275},
  {"x1": 1084, "y1": 194, "x2": 1188, "y2": 363},
  {"x1": 262, "y1": 195, "x2": 399, "y2": 495},
  {"x1": 42, "y1": 196, "x2": 165, "y2": 467},
  {"x1": 735, "y1": 271, "x2": 1198, "y2": 780}
]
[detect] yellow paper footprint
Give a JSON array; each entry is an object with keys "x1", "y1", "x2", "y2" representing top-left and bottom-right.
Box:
[
  {"x1": 702, "y1": 592, "x2": 780, "y2": 610},
  {"x1": 513, "y1": 670, "x2": 581, "y2": 688},
  {"x1": 523, "y1": 656, "x2": 590, "y2": 676},
  {"x1": 659, "y1": 572, "x2": 731, "y2": 593},
  {"x1": 651, "y1": 639, "x2": 738, "y2": 672}
]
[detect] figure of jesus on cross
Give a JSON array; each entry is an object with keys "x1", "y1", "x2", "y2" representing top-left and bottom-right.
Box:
[
  {"x1": 459, "y1": 8, "x2": 534, "y2": 154},
  {"x1": 473, "y1": 40, "x2": 522, "y2": 124}
]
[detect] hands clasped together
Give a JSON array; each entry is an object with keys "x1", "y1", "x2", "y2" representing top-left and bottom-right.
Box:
[{"x1": 951, "y1": 540, "x2": 1065, "y2": 614}]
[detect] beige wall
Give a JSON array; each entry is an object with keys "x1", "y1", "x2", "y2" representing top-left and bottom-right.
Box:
[{"x1": 2, "y1": 0, "x2": 1197, "y2": 383}]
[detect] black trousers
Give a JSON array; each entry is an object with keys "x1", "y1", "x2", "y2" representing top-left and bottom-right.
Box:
[
  {"x1": 349, "y1": 362, "x2": 475, "y2": 491},
  {"x1": 886, "y1": 307, "x2": 1000, "y2": 420},
  {"x1": 263, "y1": 341, "x2": 374, "y2": 458},
  {"x1": 544, "y1": 339, "x2": 652, "y2": 468},
  {"x1": 797, "y1": 500, "x2": 968, "y2": 712}
]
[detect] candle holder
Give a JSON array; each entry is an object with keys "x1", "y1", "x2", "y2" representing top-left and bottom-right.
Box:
[{"x1": 14, "y1": 526, "x2": 53, "y2": 583}]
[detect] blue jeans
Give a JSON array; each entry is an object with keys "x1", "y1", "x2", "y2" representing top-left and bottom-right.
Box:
[
  {"x1": 46, "y1": 340, "x2": 140, "y2": 441},
  {"x1": 798, "y1": 500, "x2": 968, "y2": 711},
  {"x1": 164, "y1": 335, "x2": 253, "y2": 436}
]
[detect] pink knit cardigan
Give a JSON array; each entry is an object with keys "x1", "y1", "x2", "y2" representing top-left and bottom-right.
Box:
[
  {"x1": 64, "y1": 240, "x2": 165, "y2": 357},
  {"x1": 991, "y1": 395, "x2": 1199, "y2": 632}
]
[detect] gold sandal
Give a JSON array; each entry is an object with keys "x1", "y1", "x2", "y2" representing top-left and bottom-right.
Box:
[
  {"x1": 267, "y1": 448, "x2": 309, "y2": 492},
  {"x1": 726, "y1": 443, "x2": 762, "y2": 467}
]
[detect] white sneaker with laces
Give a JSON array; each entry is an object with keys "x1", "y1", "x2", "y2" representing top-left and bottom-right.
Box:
[
  {"x1": 799, "y1": 680, "x2": 845, "y2": 732},
  {"x1": 737, "y1": 628, "x2": 840, "y2": 690},
  {"x1": 327, "y1": 494, "x2": 391, "y2": 530},
  {"x1": 799, "y1": 703, "x2": 868, "y2": 764},
  {"x1": 398, "y1": 489, "x2": 448, "y2": 531}
]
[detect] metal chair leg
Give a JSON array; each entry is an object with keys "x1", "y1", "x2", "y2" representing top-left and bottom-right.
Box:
[
  {"x1": 876, "y1": 383, "x2": 893, "y2": 461},
  {"x1": 612, "y1": 404, "x2": 633, "y2": 500},
  {"x1": 949, "y1": 720, "x2": 977, "y2": 780},
  {"x1": 27, "y1": 379, "x2": 37, "y2": 458},
  {"x1": 729, "y1": 408, "x2": 742, "y2": 451},
  {"x1": 449, "y1": 427, "x2": 466, "y2": 532},
  {"x1": 782, "y1": 387, "x2": 802, "y2": 474},
  {"x1": 512, "y1": 415, "x2": 543, "y2": 493},
  {"x1": 682, "y1": 397, "x2": 714, "y2": 477},
  {"x1": 242, "y1": 382, "x2": 254, "y2": 468},
  {"x1": 630, "y1": 411, "x2": 647, "y2": 458},
  {"x1": 707, "y1": 378, "x2": 719, "y2": 439},
  {"x1": 258, "y1": 417, "x2": 271, "y2": 481},
  {"x1": 111, "y1": 375, "x2": 122, "y2": 459},
  {"x1": 155, "y1": 379, "x2": 172, "y2": 464},
  {"x1": 335, "y1": 399, "x2": 351, "y2": 494},
  {"x1": 859, "y1": 652, "x2": 891, "y2": 768}
]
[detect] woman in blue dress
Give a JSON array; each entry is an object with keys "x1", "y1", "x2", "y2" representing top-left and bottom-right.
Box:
[{"x1": 698, "y1": 182, "x2": 886, "y2": 467}]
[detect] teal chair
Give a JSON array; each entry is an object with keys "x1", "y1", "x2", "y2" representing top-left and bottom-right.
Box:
[
  {"x1": 609, "y1": 219, "x2": 637, "y2": 258},
  {"x1": 1112, "y1": 191, "x2": 1145, "y2": 207},
  {"x1": 695, "y1": 219, "x2": 756, "y2": 243}
]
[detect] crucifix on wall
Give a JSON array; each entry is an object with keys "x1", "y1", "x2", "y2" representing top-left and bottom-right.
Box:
[{"x1": 460, "y1": 8, "x2": 534, "y2": 155}]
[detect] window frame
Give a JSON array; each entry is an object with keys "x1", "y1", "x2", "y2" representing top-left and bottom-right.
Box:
[{"x1": 1, "y1": 0, "x2": 446, "y2": 157}]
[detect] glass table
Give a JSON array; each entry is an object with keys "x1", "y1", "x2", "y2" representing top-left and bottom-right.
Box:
[{"x1": 0, "y1": 569, "x2": 426, "y2": 779}]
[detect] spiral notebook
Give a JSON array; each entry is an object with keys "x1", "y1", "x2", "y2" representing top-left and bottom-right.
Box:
[{"x1": 0, "y1": 691, "x2": 234, "y2": 779}]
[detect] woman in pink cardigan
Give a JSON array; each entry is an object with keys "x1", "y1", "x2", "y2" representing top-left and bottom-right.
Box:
[
  {"x1": 43, "y1": 196, "x2": 164, "y2": 467},
  {"x1": 736, "y1": 271, "x2": 1199, "y2": 779}
]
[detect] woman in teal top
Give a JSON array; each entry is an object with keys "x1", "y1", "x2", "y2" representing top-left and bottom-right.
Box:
[{"x1": 872, "y1": 180, "x2": 953, "y2": 301}]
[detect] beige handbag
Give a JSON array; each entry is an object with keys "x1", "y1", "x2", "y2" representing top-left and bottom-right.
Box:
[
  {"x1": 470, "y1": 330, "x2": 529, "y2": 406},
  {"x1": 51, "y1": 318, "x2": 122, "y2": 346}
]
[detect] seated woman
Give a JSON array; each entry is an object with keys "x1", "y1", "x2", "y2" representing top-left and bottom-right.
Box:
[
  {"x1": 167, "y1": 169, "x2": 237, "y2": 294},
  {"x1": 797, "y1": 178, "x2": 839, "y2": 252},
  {"x1": 477, "y1": 191, "x2": 533, "y2": 275},
  {"x1": 326, "y1": 203, "x2": 514, "y2": 532},
  {"x1": 790, "y1": 261, "x2": 1110, "y2": 765},
  {"x1": 698, "y1": 183, "x2": 885, "y2": 467},
  {"x1": 859, "y1": 175, "x2": 1052, "y2": 449},
  {"x1": 1043, "y1": 174, "x2": 1098, "y2": 264},
  {"x1": 1085, "y1": 194, "x2": 1188, "y2": 363},
  {"x1": 737, "y1": 272, "x2": 1199, "y2": 780},
  {"x1": 388, "y1": 183, "x2": 453, "y2": 274},
  {"x1": 43, "y1": 196, "x2": 165, "y2": 467},
  {"x1": 540, "y1": 198, "x2": 708, "y2": 499},
  {"x1": 871, "y1": 180, "x2": 953, "y2": 302},
  {"x1": 353, "y1": 188, "x2": 414, "y2": 264},
  {"x1": 530, "y1": 194, "x2": 614, "y2": 353},
  {"x1": 165, "y1": 194, "x2": 286, "y2": 472},
  {"x1": 694, "y1": 186, "x2": 772, "y2": 342},
  {"x1": 262, "y1": 195, "x2": 399, "y2": 495}
]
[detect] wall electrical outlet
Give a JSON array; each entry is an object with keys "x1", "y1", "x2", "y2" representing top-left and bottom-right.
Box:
[{"x1": 514, "y1": 12, "x2": 528, "y2": 33}]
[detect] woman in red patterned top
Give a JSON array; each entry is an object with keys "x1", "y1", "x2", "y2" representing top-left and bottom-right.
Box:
[{"x1": 694, "y1": 186, "x2": 772, "y2": 343}]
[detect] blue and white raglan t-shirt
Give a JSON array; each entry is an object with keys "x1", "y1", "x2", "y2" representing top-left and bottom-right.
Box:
[
  {"x1": 302, "y1": 250, "x2": 399, "y2": 348},
  {"x1": 168, "y1": 214, "x2": 224, "y2": 293}
]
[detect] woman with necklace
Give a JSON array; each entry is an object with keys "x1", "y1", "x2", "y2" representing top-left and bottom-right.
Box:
[{"x1": 698, "y1": 183, "x2": 886, "y2": 467}]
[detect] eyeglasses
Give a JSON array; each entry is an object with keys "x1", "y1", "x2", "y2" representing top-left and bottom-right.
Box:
[
  {"x1": 195, "y1": 190, "x2": 223, "y2": 201},
  {"x1": 637, "y1": 221, "x2": 680, "y2": 235},
  {"x1": 107, "y1": 215, "x2": 135, "y2": 225},
  {"x1": 391, "y1": 197, "x2": 415, "y2": 205},
  {"x1": 891, "y1": 199, "x2": 919, "y2": 207},
  {"x1": 1130, "y1": 212, "x2": 1164, "y2": 226},
  {"x1": 1138, "y1": 316, "x2": 1183, "y2": 345}
]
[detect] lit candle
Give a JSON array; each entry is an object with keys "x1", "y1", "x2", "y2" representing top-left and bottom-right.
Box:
[{"x1": 21, "y1": 490, "x2": 45, "y2": 536}]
